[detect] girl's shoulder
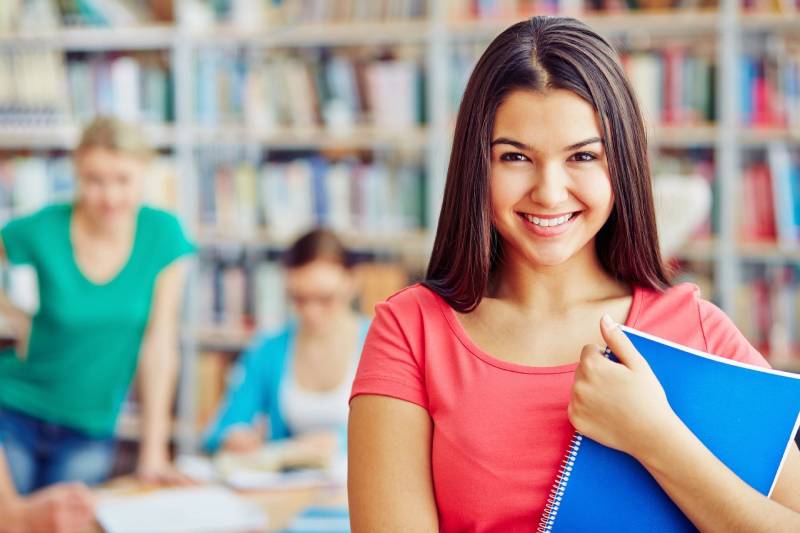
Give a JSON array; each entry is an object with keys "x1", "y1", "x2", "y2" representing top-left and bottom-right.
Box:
[
  {"x1": 379, "y1": 282, "x2": 444, "y2": 314},
  {"x1": 634, "y1": 282, "x2": 762, "y2": 364},
  {"x1": 244, "y1": 324, "x2": 295, "y2": 361}
]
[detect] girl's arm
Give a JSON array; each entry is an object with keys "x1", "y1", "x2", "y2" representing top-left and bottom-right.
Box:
[
  {"x1": 0, "y1": 240, "x2": 31, "y2": 360},
  {"x1": 348, "y1": 395, "x2": 438, "y2": 533},
  {"x1": 569, "y1": 316, "x2": 800, "y2": 533},
  {"x1": 203, "y1": 334, "x2": 274, "y2": 454},
  {"x1": 136, "y1": 259, "x2": 189, "y2": 483}
]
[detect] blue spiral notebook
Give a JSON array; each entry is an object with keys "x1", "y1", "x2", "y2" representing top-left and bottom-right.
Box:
[{"x1": 537, "y1": 326, "x2": 800, "y2": 533}]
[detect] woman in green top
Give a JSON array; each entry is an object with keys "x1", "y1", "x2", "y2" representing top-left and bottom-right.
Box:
[{"x1": 0, "y1": 117, "x2": 195, "y2": 493}]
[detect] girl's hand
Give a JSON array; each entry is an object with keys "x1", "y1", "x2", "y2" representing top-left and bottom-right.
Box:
[
  {"x1": 221, "y1": 423, "x2": 265, "y2": 455},
  {"x1": 12, "y1": 482, "x2": 96, "y2": 533},
  {"x1": 568, "y1": 314, "x2": 680, "y2": 458},
  {"x1": 12, "y1": 314, "x2": 31, "y2": 361},
  {"x1": 291, "y1": 431, "x2": 339, "y2": 467},
  {"x1": 136, "y1": 462, "x2": 195, "y2": 486}
]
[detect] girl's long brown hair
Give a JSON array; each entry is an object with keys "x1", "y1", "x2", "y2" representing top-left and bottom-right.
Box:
[{"x1": 425, "y1": 16, "x2": 670, "y2": 312}]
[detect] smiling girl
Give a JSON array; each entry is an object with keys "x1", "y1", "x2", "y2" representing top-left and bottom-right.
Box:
[{"x1": 348, "y1": 16, "x2": 800, "y2": 532}]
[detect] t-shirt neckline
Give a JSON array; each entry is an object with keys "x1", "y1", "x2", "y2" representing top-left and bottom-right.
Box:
[
  {"x1": 433, "y1": 284, "x2": 643, "y2": 374},
  {"x1": 66, "y1": 203, "x2": 143, "y2": 288}
]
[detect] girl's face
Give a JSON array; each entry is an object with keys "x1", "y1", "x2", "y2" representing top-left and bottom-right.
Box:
[
  {"x1": 490, "y1": 89, "x2": 614, "y2": 270},
  {"x1": 285, "y1": 259, "x2": 355, "y2": 334},
  {"x1": 75, "y1": 147, "x2": 145, "y2": 226}
]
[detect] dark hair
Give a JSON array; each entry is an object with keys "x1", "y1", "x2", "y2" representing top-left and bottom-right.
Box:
[
  {"x1": 425, "y1": 16, "x2": 670, "y2": 312},
  {"x1": 283, "y1": 228, "x2": 353, "y2": 269}
]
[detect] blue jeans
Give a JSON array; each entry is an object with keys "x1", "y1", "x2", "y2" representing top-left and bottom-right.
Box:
[{"x1": 0, "y1": 406, "x2": 116, "y2": 494}]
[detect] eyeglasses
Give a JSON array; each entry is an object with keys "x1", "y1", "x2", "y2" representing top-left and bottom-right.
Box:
[{"x1": 287, "y1": 291, "x2": 338, "y2": 308}]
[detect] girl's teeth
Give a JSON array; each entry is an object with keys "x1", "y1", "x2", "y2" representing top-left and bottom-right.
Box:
[{"x1": 526, "y1": 213, "x2": 573, "y2": 227}]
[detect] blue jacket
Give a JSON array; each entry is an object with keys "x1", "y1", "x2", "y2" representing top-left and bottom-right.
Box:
[{"x1": 203, "y1": 318, "x2": 370, "y2": 453}]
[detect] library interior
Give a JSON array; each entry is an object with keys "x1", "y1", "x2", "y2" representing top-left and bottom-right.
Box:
[{"x1": 0, "y1": 0, "x2": 798, "y2": 532}]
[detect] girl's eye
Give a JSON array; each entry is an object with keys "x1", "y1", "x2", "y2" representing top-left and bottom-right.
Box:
[
  {"x1": 499, "y1": 152, "x2": 529, "y2": 162},
  {"x1": 570, "y1": 152, "x2": 597, "y2": 162}
]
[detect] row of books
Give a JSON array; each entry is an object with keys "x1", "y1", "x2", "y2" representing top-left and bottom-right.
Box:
[
  {"x1": 0, "y1": 49, "x2": 68, "y2": 126},
  {"x1": 448, "y1": 0, "x2": 717, "y2": 17},
  {"x1": 68, "y1": 52, "x2": 173, "y2": 124},
  {"x1": 194, "y1": 49, "x2": 424, "y2": 132},
  {"x1": 196, "y1": 256, "x2": 409, "y2": 342},
  {"x1": 196, "y1": 154, "x2": 426, "y2": 239},
  {"x1": 622, "y1": 47, "x2": 716, "y2": 128},
  {"x1": 196, "y1": 0, "x2": 427, "y2": 29},
  {"x1": 741, "y1": 40, "x2": 800, "y2": 130},
  {"x1": 0, "y1": 0, "x2": 171, "y2": 31},
  {"x1": 734, "y1": 265, "x2": 800, "y2": 363},
  {"x1": 449, "y1": 0, "x2": 800, "y2": 15},
  {"x1": 740, "y1": 144, "x2": 800, "y2": 247},
  {"x1": 0, "y1": 50, "x2": 172, "y2": 126},
  {"x1": 451, "y1": 42, "x2": 717, "y2": 127},
  {"x1": 0, "y1": 155, "x2": 178, "y2": 220}
]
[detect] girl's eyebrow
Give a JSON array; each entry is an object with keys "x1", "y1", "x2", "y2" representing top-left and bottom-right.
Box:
[{"x1": 490, "y1": 136, "x2": 604, "y2": 151}]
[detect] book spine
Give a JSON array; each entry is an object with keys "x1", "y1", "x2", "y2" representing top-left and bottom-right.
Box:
[{"x1": 537, "y1": 432, "x2": 584, "y2": 533}]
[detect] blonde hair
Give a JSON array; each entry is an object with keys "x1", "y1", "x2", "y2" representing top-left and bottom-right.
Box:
[{"x1": 76, "y1": 116, "x2": 154, "y2": 161}]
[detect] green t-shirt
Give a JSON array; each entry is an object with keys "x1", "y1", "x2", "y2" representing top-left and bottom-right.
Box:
[{"x1": 0, "y1": 203, "x2": 196, "y2": 436}]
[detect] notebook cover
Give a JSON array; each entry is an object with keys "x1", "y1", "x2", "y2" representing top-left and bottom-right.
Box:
[{"x1": 542, "y1": 326, "x2": 800, "y2": 533}]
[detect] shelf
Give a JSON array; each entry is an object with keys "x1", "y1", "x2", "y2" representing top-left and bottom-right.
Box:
[
  {"x1": 0, "y1": 124, "x2": 425, "y2": 151},
  {"x1": 739, "y1": 128, "x2": 800, "y2": 146},
  {"x1": 190, "y1": 125, "x2": 429, "y2": 150},
  {"x1": 651, "y1": 126, "x2": 800, "y2": 148},
  {"x1": 771, "y1": 359, "x2": 800, "y2": 374},
  {"x1": 739, "y1": 12, "x2": 800, "y2": 34},
  {"x1": 0, "y1": 123, "x2": 176, "y2": 150},
  {"x1": 737, "y1": 242, "x2": 800, "y2": 264},
  {"x1": 673, "y1": 239, "x2": 800, "y2": 264},
  {"x1": 0, "y1": 12, "x2": 795, "y2": 52},
  {"x1": 195, "y1": 327, "x2": 253, "y2": 352},
  {"x1": 187, "y1": 19, "x2": 430, "y2": 48},
  {"x1": 198, "y1": 229, "x2": 432, "y2": 257},
  {"x1": 1, "y1": 124, "x2": 792, "y2": 152},
  {"x1": 447, "y1": 10, "x2": 721, "y2": 41},
  {"x1": 672, "y1": 239, "x2": 715, "y2": 262},
  {"x1": 0, "y1": 25, "x2": 175, "y2": 51},
  {"x1": 650, "y1": 125, "x2": 717, "y2": 148}
]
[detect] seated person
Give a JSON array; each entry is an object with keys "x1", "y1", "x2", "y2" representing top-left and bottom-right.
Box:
[
  {"x1": 204, "y1": 228, "x2": 370, "y2": 465},
  {"x1": 0, "y1": 444, "x2": 94, "y2": 533}
]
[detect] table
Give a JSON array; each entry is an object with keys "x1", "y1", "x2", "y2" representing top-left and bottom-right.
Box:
[{"x1": 90, "y1": 478, "x2": 348, "y2": 532}]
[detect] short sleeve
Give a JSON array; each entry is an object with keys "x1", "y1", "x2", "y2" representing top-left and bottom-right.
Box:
[
  {"x1": 1, "y1": 211, "x2": 40, "y2": 265},
  {"x1": 698, "y1": 298, "x2": 770, "y2": 368},
  {"x1": 349, "y1": 299, "x2": 429, "y2": 410},
  {"x1": 151, "y1": 209, "x2": 196, "y2": 271}
]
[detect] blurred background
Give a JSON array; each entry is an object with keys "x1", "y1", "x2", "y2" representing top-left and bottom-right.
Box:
[{"x1": 0, "y1": 0, "x2": 797, "y2": 471}]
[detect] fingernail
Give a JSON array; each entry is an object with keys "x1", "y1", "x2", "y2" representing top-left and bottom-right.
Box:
[{"x1": 602, "y1": 314, "x2": 616, "y2": 329}]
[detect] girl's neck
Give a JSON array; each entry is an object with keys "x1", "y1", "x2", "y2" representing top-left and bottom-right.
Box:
[
  {"x1": 297, "y1": 309, "x2": 358, "y2": 341},
  {"x1": 73, "y1": 203, "x2": 136, "y2": 242},
  {"x1": 491, "y1": 242, "x2": 629, "y2": 315}
]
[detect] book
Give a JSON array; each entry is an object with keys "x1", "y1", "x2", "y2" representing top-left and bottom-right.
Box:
[
  {"x1": 733, "y1": 264, "x2": 800, "y2": 363},
  {"x1": 67, "y1": 52, "x2": 172, "y2": 124},
  {"x1": 538, "y1": 325, "x2": 800, "y2": 532},
  {"x1": 767, "y1": 142, "x2": 800, "y2": 248},
  {"x1": 96, "y1": 486, "x2": 267, "y2": 533},
  {"x1": 195, "y1": 50, "x2": 424, "y2": 132}
]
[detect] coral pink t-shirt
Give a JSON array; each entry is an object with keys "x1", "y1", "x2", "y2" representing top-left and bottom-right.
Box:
[{"x1": 350, "y1": 282, "x2": 770, "y2": 533}]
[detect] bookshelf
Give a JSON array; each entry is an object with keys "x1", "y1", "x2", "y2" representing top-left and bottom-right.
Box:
[{"x1": 0, "y1": 0, "x2": 798, "y2": 453}]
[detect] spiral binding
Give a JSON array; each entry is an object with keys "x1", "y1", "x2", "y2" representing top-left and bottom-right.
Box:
[{"x1": 536, "y1": 432, "x2": 584, "y2": 533}]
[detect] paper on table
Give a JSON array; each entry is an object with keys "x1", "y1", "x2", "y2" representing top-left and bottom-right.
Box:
[{"x1": 96, "y1": 485, "x2": 268, "y2": 533}]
